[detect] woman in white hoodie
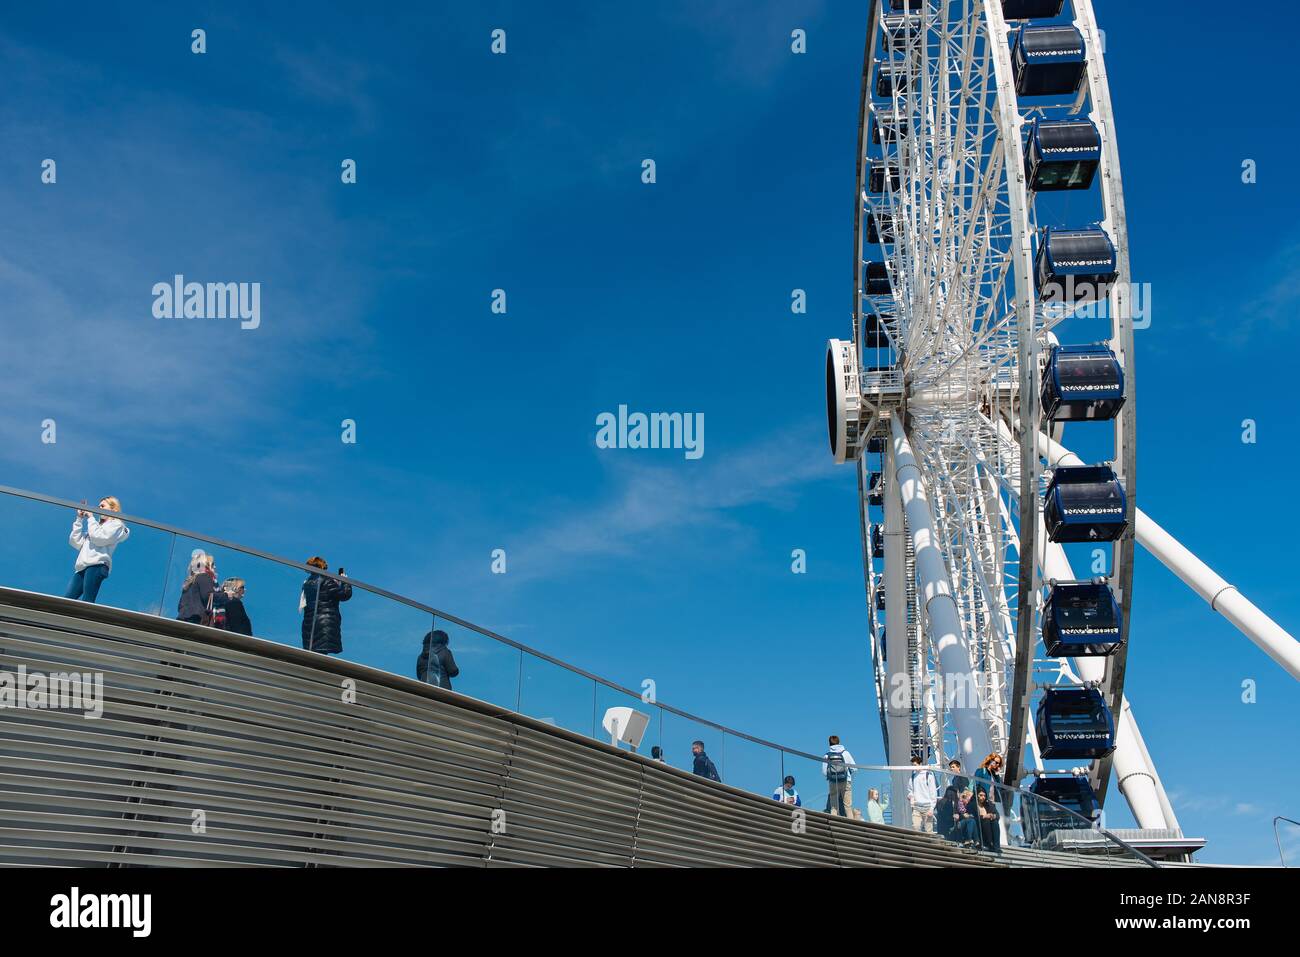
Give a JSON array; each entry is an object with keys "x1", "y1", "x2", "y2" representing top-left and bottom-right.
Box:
[{"x1": 65, "y1": 496, "x2": 130, "y2": 604}]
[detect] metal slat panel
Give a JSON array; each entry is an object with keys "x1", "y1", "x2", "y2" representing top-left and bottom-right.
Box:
[{"x1": 0, "y1": 592, "x2": 1024, "y2": 868}]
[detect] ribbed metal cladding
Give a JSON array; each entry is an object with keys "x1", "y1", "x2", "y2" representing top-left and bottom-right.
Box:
[{"x1": 0, "y1": 589, "x2": 1006, "y2": 868}]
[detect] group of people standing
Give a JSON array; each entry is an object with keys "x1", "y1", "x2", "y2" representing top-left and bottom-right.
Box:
[{"x1": 61, "y1": 501, "x2": 463, "y2": 693}]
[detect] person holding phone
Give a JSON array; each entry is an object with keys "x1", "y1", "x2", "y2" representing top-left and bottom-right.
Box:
[
  {"x1": 300, "y1": 557, "x2": 351, "y2": 655},
  {"x1": 65, "y1": 496, "x2": 130, "y2": 604}
]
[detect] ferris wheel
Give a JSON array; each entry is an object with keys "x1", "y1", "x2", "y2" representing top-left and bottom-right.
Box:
[{"x1": 825, "y1": 0, "x2": 1300, "y2": 834}]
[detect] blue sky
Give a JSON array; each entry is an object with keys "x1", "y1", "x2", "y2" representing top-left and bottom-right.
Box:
[{"x1": 1, "y1": 0, "x2": 1297, "y2": 864}]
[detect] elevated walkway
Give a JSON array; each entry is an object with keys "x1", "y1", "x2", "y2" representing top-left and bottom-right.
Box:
[{"x1": 0, "y1": 589, "x2": 1005, "y2": 868}]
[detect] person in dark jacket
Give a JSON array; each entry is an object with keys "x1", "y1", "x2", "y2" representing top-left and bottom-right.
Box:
[
  {"x1": 213, "y1": 578, "x2": 253, "y2": 636},
  {"x1": 177, "y1": 553, "x2": 217, "y2": 624},
  {"x1": 690, "y1": 740, "x2": 720, "y2": 782},
  {"x1": 416, "y1": 629, "x2": 459, "y2": 690},
  {"x1": 936, "y1": 784, "x2": 961, "y2": 841},
  {"x1": 974, "y1": 788, "x2": 1002, "y2": 853},
  {"x1": 300, "y1": 556, "x2": 351, "y2": 655}
]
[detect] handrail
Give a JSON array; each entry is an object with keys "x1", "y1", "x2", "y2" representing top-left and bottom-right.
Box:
[
  {"x1": 0, "y1": 483, "x2": 1158, "y2": 865},
  {"x1": 0, "y1": 483, "x2": 823, "y2": 754}
]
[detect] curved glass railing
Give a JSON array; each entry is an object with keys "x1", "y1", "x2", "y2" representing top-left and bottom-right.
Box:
[{"x1": 0, "y1": 484, "x2": 1156, "y2": 866}]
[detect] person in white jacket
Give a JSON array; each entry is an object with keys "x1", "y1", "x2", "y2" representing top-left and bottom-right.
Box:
[
  {"x1": 906, "y1": 755, "x2": 940, "y2": 832},
  {"x1": 822, "y1": 735, "x2": 857, "y2": 817},
  {"x1": 64, "y1": 496, "x2": 130, "y2": 604}
]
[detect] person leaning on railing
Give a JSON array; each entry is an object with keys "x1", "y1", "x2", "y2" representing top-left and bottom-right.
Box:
[{"x1": 65, "y1": 496, "x2": 130, "y2": 604}]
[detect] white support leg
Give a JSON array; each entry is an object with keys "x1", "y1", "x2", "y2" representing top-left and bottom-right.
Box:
[{"x1": 891, "y1": 418, "x2": 994, "y2": 768}]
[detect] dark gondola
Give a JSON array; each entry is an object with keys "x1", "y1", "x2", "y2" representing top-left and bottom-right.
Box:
[
  {"x1": 882, "y1": 14, "x2": 920, "y2": 46},
  {"x1": 1035, "y1": 226, "x2": 1117, "y2": 303},
  {"x1": 1042, "y1": 581, "x2": 1124, "y2": 657},
  {"x1": 875, "y1": 587, "x2": 886, "y2": 611},
  {"x1": 876, "y1": 59, "x2": 918, "y2": 99},
  {"x1": 869, "y1": 159, "x2": 902, "y2": 194},
  {"x1": 871, "y1": 524, "x2": 885, "y2": 559},
  {"x1": 1002, "y1": 0, "x2": 1066, "y2": 20},
  {"x1": 1041, "y1": 344, "x2": 1125, "y2": 422},
  {"x1": 1036, "y1": 687, "x2": 1116, "y2": 759},
  {"x1": 1025, "y1": 117, "x2": 1102, "y2": 192},
  {"x1": 1024, "y1": 775, "x2": 1100, "y2": 845},
  {"x1": 1044, "y1": 464, "x2": 1128, "y2": 543},
  {"x1": 871, "y1": 108, "x2": 909, "y2": 146},
  {"x1": 867, "y1": 435, "x2": 887, "y2": 454},
  {"x1": 868, "y1": 470, "x2": 885, "y2": 506},
  {"x1": 888, "y1": 0, "x2": 923, "y2": 10},
  {"x1": 1012, "y1": 25, "x2": 1087, "y2": 98},
  {"x1": 867, "y1": 210, "x2": 896, "y2": 245},
  {"x1": 865, "y1": 261, "x2": 892, "y2": 296},
  {"x1": 863, "y1": 313, "x2": 891, "y2": 349}
]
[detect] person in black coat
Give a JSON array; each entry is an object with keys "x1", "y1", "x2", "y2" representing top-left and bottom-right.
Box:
[
  {"x1": 416, "y1": 629, "x2": 460, "y2": 690},
  {"x1": 177, "y1": 554, "x2": 216, "y2": 624},
  {"x1": 300, "y1": 556, "x2": 351, "y2": 655},
  {"x1": 691, "y1": 740, "x2": 721, "y2": 782},
  {"x1": 213, "y1": 578, "x2": 253, "y2": 636}
]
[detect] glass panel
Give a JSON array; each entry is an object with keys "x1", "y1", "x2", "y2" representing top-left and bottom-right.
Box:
[
  {"x1": 320, "y1": 583, "x2": 433, "y2": 676},
  {"x1": 781, "y1": 751, "x2": 828, "y2": 816},
  {"x1": 721, "y1": 732, "x2": 783, "y2": 801},
  {"x1": 0, "y1": 494, "x2": 175, "y2": 617},
  {"x1": 432, "y1": 616, "x2": 521, "y2": 712},
  {"x1": 659, "y1": 710, "x2": 723, "y2": 783},
  {"x1": 519, "y1": 651, "x2": 595, "y2": 738},
  {"x1": 160, "y1": 535, "x2": 308, "y2": 649}
]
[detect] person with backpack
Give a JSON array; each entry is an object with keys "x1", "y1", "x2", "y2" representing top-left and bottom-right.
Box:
[
  {"x1": 212, "y1": 578, "x2": 253, "y2": 636},
  {"x1": 906, "y1": 755, "x2": 940, "y2": 832},
  {"x1": 822, "y1": 735, "x2": 856, "y2": 817},
  {"x1": 64, "y1": 496, "x2": 130, "y2": 604},
  {"x1": 690, "y1": 740, "x2": 720, "y2": 782},
  {"x1": 177, "y1": 553, "x2": 217, "y2": 625},
  {"x1": 300, "y1": 556, "x2": 352, "y2": 655},
  {"x1": 416, "y1": 629, "x2": 460, "y2": 690},
  {"x1": 772, "y1": 775, "x2": 801, "y2": 807}
]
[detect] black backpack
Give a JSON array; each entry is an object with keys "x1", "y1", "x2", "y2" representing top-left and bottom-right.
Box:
[{"x1": 825, "y1": 749, "x2": 849, "y2": 783}]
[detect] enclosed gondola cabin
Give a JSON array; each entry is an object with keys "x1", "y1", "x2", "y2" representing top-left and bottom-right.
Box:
[
  {"x1": 869, "y1": 160, "x2": 901, "y2": 194},
  {"x1": 881, "y1": 14, "x2": 920, "y2": 47},
  {"x1": 1025, "y1": 118, "x2": 1102, "y2": 192},
  {"x1": 863, "y1": 313, "x2": 891, "y2": 349},
  {"x1": 875, "y1": 587, "x2": 886, "y2": 611},
  {"x1": 1044, "y1": 464, "x2": 1127, "y2": 543},
  {"x1": 1012, "y1": 25, "x2": 1087, "y2": 98},
  {"x1": 866, "y1": 211, "x2": 896, "y2": 245},
  {"x1": 888, "y1": 0, "x2": 923, "y2": 10},
  {"x1": 1001, "y1": 0, "x2": 1066, "y2": 19},
  {"x1": 870, "y1": 109, "x2": 909, "y2": 146},
  {"x1": 1042, "y1": 581, "x2": 1124, "y2": 657},
  {"x1": 875, "y1": 59, "x2": 917, "y2": 99},
  {"x1": 871, "y1": 524, "x2": 885, "y2": 558},
  {"x1": 1025, "y1": 776, "x2": 1099, "y2": 845},
  {"x1": 1036, "y1": 688, "x2": 1116, "y2": 759},
  {"x1": 868, "y1": 470, "x2": 885, "y2": 506},
  {"x1": 865, "y1": 261, "x2": 892, "y2": 296},
  {"x1": 1041, "y1": 344, "x2": 1125, "y2": 422},
  {"x1": 866, "y1": 435, "x2": 887, "y2": 454},
  {"x1": 1036, "y1": 226, "x2": 1117, "y2": 304}
]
